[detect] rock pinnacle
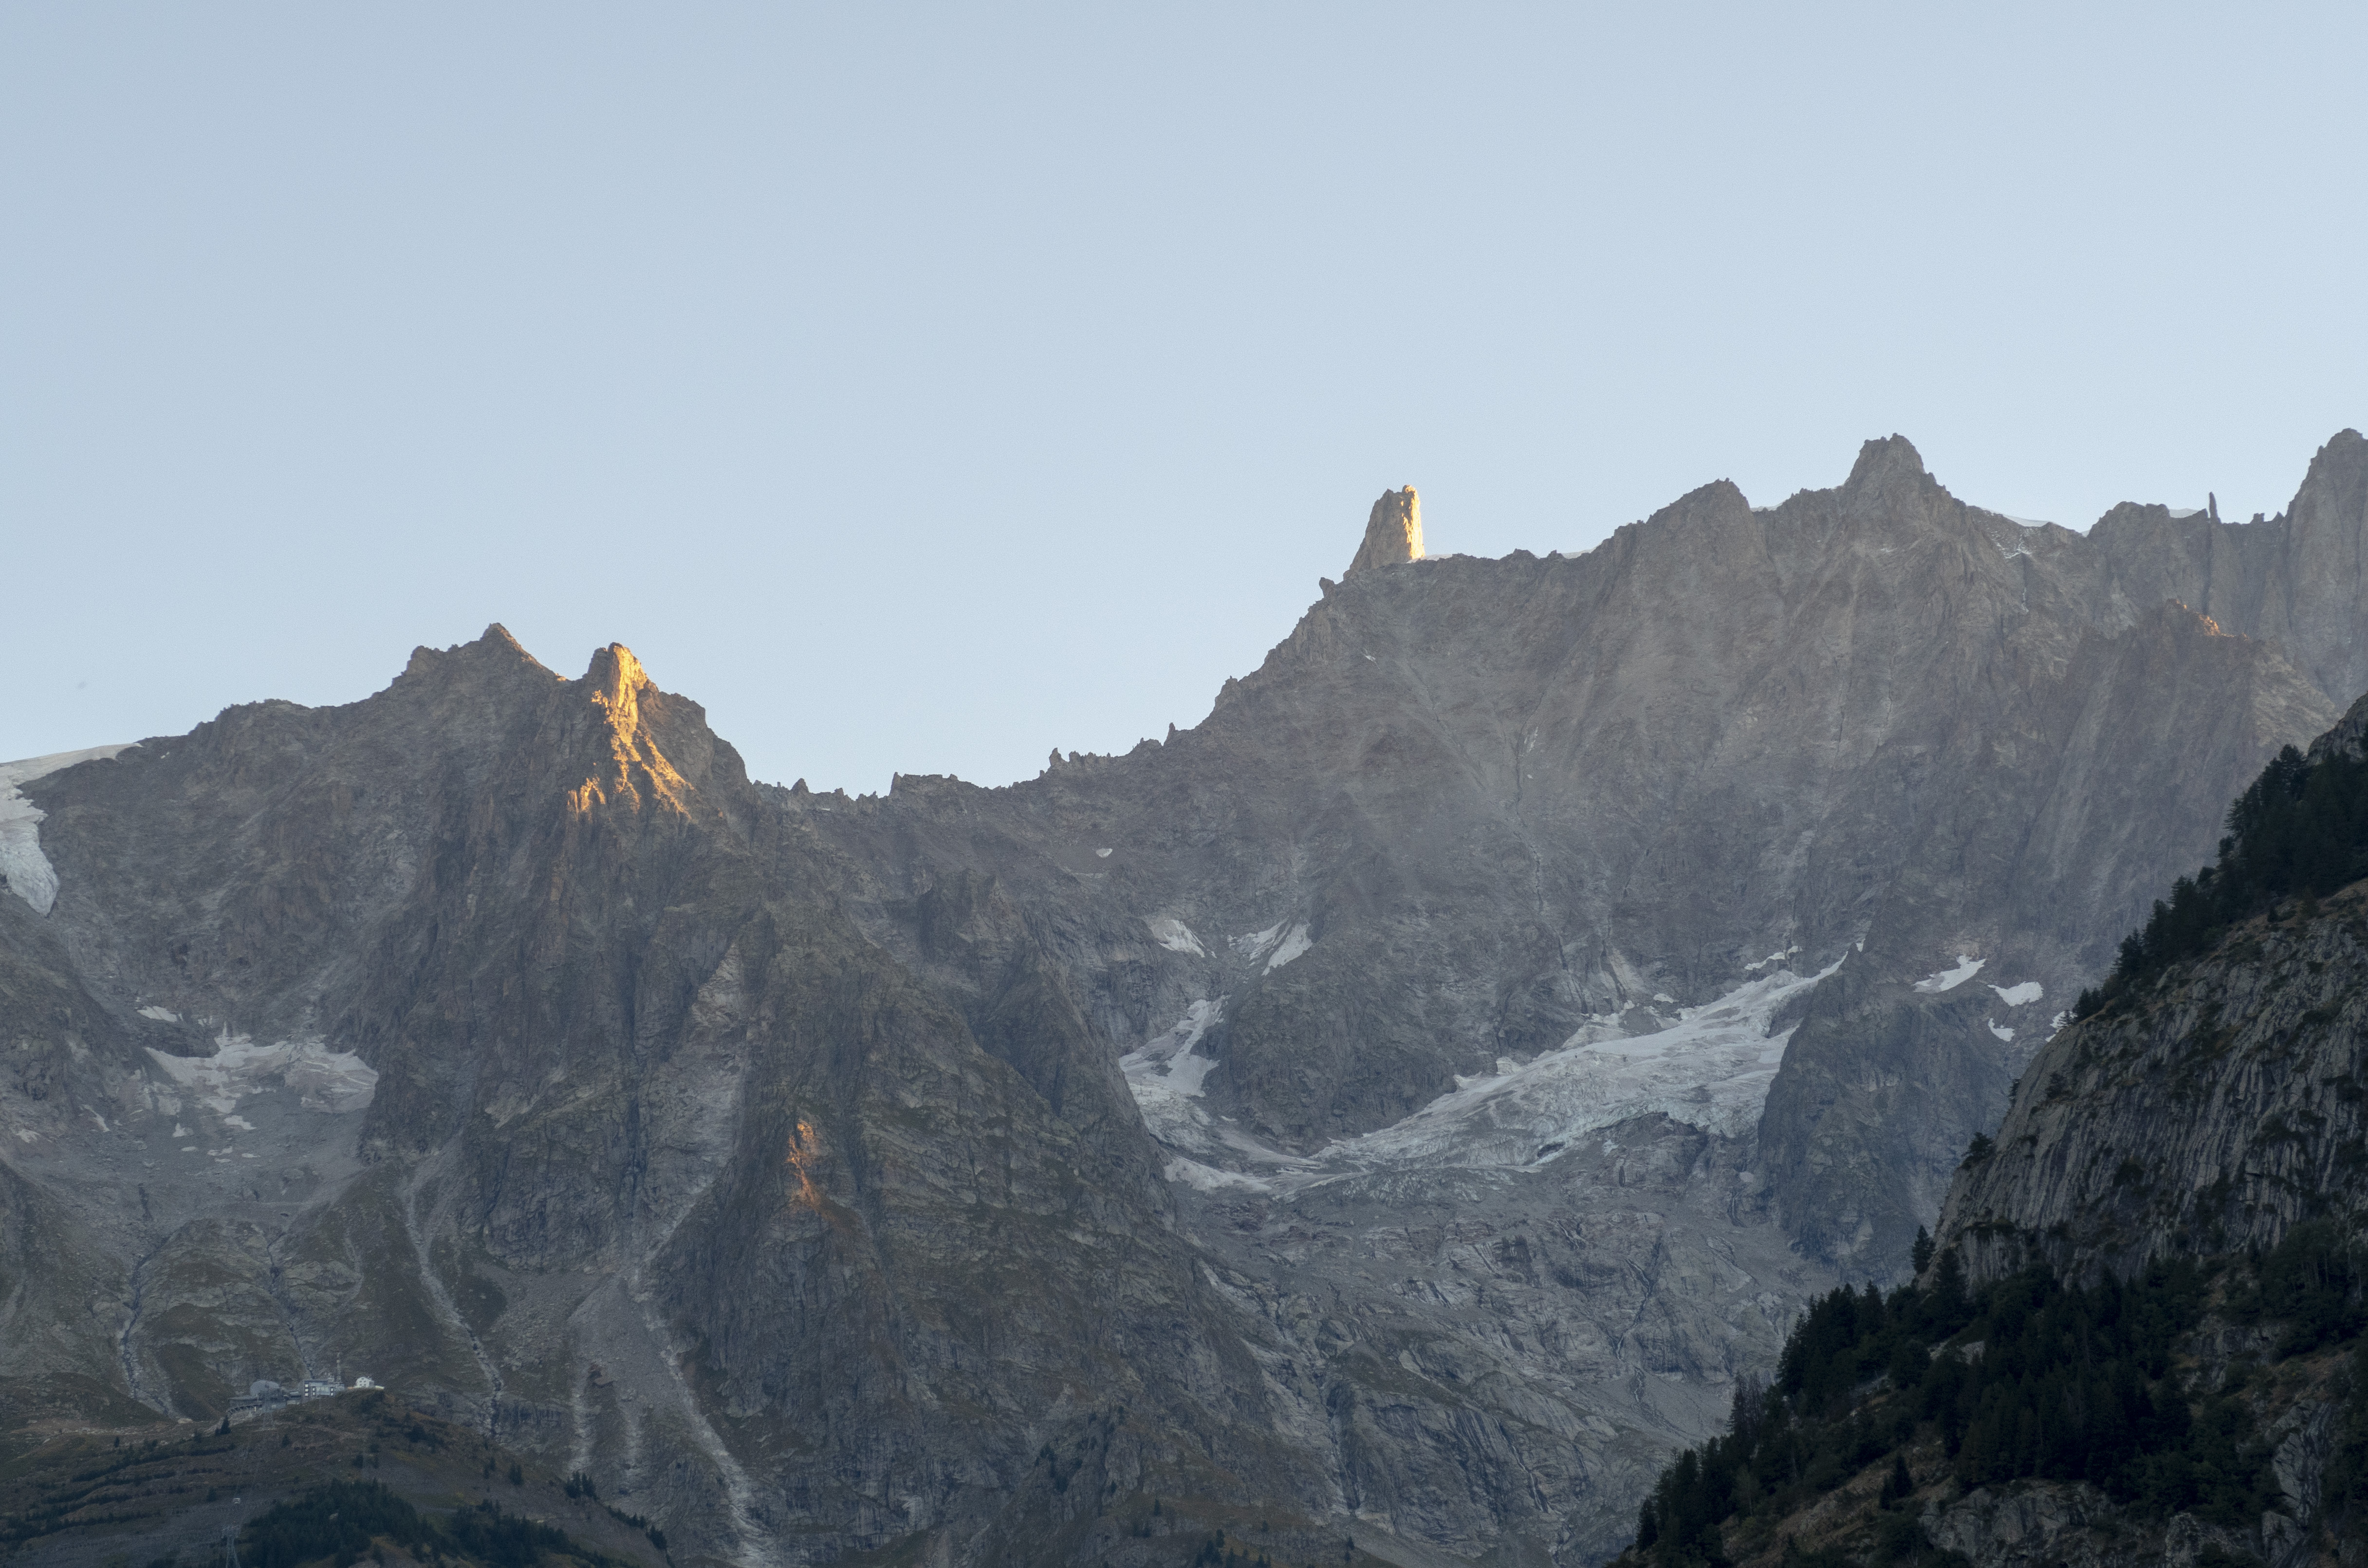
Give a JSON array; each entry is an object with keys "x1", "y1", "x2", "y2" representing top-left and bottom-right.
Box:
[{"x1": 1348, "y1": 486, "x2": 1424, "y2": 575}]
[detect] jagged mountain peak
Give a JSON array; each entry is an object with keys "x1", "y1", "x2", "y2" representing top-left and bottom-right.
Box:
[
  {"x1": 1845, "y1": 431, "x2": 1928, "y2": 480},
  {"x1": 1346, "y1": 483, "x2": 1423, "y2": 574},
  {"x1": 398, "y1": 621, "x2": 555, "y2": 684},
  {"x1": 2307, "y1": 423, "x2": 2367, "y2": 471}
]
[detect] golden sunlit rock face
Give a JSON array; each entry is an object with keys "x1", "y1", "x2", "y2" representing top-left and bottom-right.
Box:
[
  {"x1": 1346, "y1": 484, "x2": 1423, "y2": 574},
  {"x1": 570, "y1": 642, "x2": 692, "y2": 816}
]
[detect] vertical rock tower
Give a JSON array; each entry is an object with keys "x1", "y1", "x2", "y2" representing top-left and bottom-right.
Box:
[{"x1": 1347, "y1": 485, "x2": 1423, "y2": 574}]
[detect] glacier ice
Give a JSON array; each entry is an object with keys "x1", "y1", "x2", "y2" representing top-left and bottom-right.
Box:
[
  {"x1": 0, "y1": 745, "x2": 131, "y2": 915},
  {"x1": 146, "y1": 1028, "x2": 379, "y2": 1115},
  {"x1": 1305, "y1": 960, "x2": 1843, "y2": 1177}
]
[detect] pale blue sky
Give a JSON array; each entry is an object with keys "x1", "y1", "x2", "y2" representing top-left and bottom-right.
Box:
[{"x1": 6, "y1": 5, "x2": 2364, "y2": 791}]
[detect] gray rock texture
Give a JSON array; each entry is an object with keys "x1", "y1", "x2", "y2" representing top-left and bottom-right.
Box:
[
  {"x1": 4, "y1": 433, "x2": 2367, "y2": 1566},
  {"x1": 1933, "y1": 690, "x2": 2368, "y2": 1290}
]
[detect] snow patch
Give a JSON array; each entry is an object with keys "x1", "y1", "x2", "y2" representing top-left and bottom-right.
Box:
[
  {"x1": 0, "y1": 746, "x2": 132, "y2": 915},
  {"x1": 1986, "y1": 1019, "x2": 2015, "y2": 1043},
  {"x1": 1145, "y1": 917, "x2": 1207, "y2": 957},
  {"x1": 1232, "y1": 922, "x2": 1286, "y2": 962},
  {"x1": 1988, "y1": 981, "x2": 2042, "y2": 1007},
  {"x1": 2168, "y1": 507, "x2": 2202, "y2": 519},
  {"x1": 138, "y1": 1005, "x2": 182, "y2": 1023},
  {"x1": 1095, "y1": 847, "x2": 1112, "y2": 858},
  {"x1": 146, "y1": 1029, "x2": 379, "y2": 1115},
  {"x1": 1743, "y1": 945, "x2": 1801, "y2": 974},
  {"x1": 1913, "y1": 955, "x2": 1985, "y2": 993},
  {"x1": 1265, "y1": 922, "x2": 1312, "y2": 971}
]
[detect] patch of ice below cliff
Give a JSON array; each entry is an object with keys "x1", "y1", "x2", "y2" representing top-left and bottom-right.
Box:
[
  {"x1": 1164, "y1": 1156, "x2": 1272, "y2": 1193},
  {"x1": 1121, "y1": 999, "x2": 1225, "y2": 1150},
  {"x1": 1265, "y1": 922, "x2": 1312, "y2": 970},
  {"x1": 0, "y1": 745, "x2": 132, "y2": 915},
  {"x1": 1306, "y1": 960, "x2": 1844, "y2": 1177},
  {"x1": 1914, "y1": 955, "x2": 1985, "y2": 993},
  {"x1": 146, "y1": 1029, "x2": 379, "y2": 1115},
  {"x1": 1231, "y1": 922, "x2": 1285, "y2": 962},
  {"x1": 1145, "y1": 916, "x2": 1207, "y2": 956}
]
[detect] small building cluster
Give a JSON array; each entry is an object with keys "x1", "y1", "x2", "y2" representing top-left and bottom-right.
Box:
[{"x1": 225, "y1": 1373, "x2": 381, "y2": 1418}]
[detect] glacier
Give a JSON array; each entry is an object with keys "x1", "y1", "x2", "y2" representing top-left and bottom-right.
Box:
[
  {"x1": 1128, "y1": 960, "x2": 1844, "y2": 1192},
  {"x1": 0, "y1": 745, "x2": 130, "y2": 915}
]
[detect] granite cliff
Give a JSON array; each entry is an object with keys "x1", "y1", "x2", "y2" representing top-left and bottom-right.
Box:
[
  {"x1": 1608, "y1": 684, "x2": 2368, "y2": 1568},
  {"x1": 3, "y1": 431, "x2": 2366, "y2": 1567}
]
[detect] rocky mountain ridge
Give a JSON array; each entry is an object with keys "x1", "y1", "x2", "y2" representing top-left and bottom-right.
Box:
[{"x1": 3, "y1": 430, "x2": 2366, "y2": 1567}]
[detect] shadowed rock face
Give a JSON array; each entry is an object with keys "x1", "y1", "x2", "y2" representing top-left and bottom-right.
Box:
[
  {"x1": 1933, "y1": 686, "x2": 2368, "y2": 1291},
  {"x1": 2, "y1": 432, "x2": 2365, "y2": 1568}
]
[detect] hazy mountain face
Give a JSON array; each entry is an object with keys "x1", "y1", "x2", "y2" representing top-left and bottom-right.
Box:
[{"x1": 2, "y1": 431, "x2": 2362, "y2": 1567}]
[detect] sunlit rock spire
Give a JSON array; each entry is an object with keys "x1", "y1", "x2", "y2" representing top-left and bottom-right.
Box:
[{"x1": 1347, "y1": 485, "x2": 1424, "y2": 575}]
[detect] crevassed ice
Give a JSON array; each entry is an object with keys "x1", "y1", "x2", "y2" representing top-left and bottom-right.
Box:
[
  {"x1": 1307, "y1": 959, "x2": 1845, "y2": 1178},
  {"x1": 0, "y1": 746, "x2": 132, "y2": 916},
  {"x1": 146, "y1": 1028, "x2": 379, "y2": 1115},
  {"x1": 1913, "y1": 955, "x2": 1985, "y2": 993}
]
